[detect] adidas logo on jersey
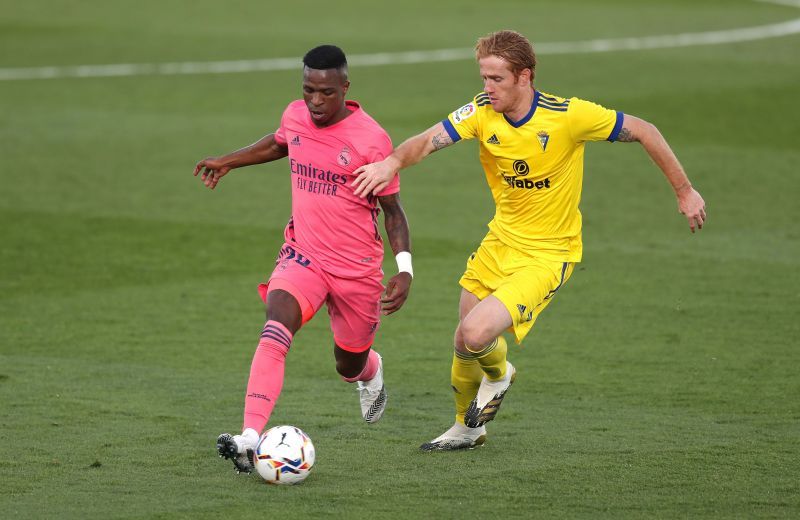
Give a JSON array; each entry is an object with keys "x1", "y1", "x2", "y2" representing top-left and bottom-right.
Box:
[
  {"x1": 290, "y1": 135, "x2": 301, "y2": 146},
  {"x1": 486, "y1": 134, "x2": 500, "y2": 145}
]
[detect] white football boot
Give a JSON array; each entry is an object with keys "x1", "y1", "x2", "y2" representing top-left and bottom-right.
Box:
[
  {"x1": 419, "y1": 422, "x2": 487, "y2": 451},
  {"x1": 216, "y1": 428, "x2": 259, "y2": 474},
  {"x1": 463, "y1": 361, "x2": 516, "y2": 428},
  {"x1": 357, "y1": 353, "x2": 387, "y2": 424}
]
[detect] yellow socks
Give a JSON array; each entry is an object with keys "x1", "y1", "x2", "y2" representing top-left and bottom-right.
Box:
[
  {"x1": 467, "y1": 336, "x2": 508, "y2": 381},
  {"x1": 451, "y1": 336, "x2": 508, "y2": 424},
  {"x1": 451, "y1": 351, "x2": 483, "y2": 425}
]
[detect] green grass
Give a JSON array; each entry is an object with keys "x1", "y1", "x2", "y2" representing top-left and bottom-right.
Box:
[{"x1": 1, "y1": 0, "x2": 799, "y2": 518}]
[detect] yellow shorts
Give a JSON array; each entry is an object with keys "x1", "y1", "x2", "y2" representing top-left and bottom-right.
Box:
[{"x1": 459, "y1": 232, "x2": 574, "y2": 344}]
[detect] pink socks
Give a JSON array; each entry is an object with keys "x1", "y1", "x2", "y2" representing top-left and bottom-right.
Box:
[{"x1": 242, "y1": 321, "x2": 292, "y2": 433}]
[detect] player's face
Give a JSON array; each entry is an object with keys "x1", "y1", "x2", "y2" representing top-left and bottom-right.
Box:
[
  {"x1": 302, "y1": 67, "x2": 350, "y2": 127},
  {"x1": 478, "y1": 55, "x2": 530, "y2": 114}
]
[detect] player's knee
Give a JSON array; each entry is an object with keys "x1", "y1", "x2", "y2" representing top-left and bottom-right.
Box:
[
  {"x1": 453, "y1": 327, "x2": 463, "y2": 349},
  {"x1": 459, "y1": 319, "x2": 493, "y2": 351},
  {"x1": 453, "y1": 326, "x2": 470, "y2": 355},
  {"x1": 265, "y1": 290, "x2": 302, "y2": 334}
]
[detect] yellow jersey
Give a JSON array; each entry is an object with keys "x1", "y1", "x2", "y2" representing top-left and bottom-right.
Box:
[{"x1": 442, "y1": 90, "x2": 623, "y2": 262}]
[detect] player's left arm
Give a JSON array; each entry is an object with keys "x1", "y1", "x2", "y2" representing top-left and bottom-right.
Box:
[
  {"x1": 352, "y1": 122, "x2": 455, "y2": 198},
  {"x1": 378, "y1": 193, "x2": 412, "y2": 315},
  {"x1": 618, "y1": 114, "x2": 707, "y2": 233}
]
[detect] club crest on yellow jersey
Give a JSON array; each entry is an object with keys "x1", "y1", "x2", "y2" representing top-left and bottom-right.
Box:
[{"x1": 537, "y1": 131, "x2": 550, "y2": 151}]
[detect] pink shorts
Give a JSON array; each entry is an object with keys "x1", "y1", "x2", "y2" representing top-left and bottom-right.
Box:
[{"x1": 258, "y1": 244, "x2": 384, "y2": 352}]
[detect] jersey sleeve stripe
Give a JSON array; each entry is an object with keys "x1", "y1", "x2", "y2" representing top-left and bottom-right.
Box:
[
  {"x1": 538, "y1": 98, "x2": 569, "y2": 107},
  {"x1": 475, "y1": 93, "x2": 491, "y2": 106},
  {"x1": 537, "y1": 99, "x2": 570, "y2": 111},
  {"x1": 539, "y1": 93, "x2": 565, "y2": 103},
  {"x1": 441, "y1": 118, "x2": 462, "y2": 143},
  {"x1": 537, "y1": 103, "x2": 568, "y2": 112},
  {"x1": 607, "y1": 111, "x2": 625, "y2": 142}
]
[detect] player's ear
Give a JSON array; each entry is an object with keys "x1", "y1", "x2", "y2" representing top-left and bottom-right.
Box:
[
  {"x1": 342, "y1": 80, "x2": 350, "y2": 94},
  {"x1": 517, "y1": 68, "x2": 532, "y2": 85}
]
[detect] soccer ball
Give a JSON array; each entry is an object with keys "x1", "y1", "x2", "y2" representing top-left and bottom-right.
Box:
[{"x1": 253, "y1": 425, "x2": 315, "y2": 485}]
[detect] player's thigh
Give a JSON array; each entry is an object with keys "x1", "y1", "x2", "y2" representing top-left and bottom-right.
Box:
[
  {"x1": 258, "y1": 244, "x2": 329, "y2": 330},
  {"x1": 456, "y1": 234, "x2": 510, "y2": 350},
  {"x1": 458, "y1": 288, "x2": 481, "y2": 321},
  {"x1": 493, "y1": 260, "x2": 574, "y2": 344},
  {"x1": 326, "y1": 274, "x2": 384, "y2": 353}
]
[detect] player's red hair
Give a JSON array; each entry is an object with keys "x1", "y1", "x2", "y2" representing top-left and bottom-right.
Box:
[{"x1": 475, "y1": 30, "x2": 536, "y2": 83}]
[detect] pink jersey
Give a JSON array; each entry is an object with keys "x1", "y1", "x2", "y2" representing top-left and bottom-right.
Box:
[{"x1": 274, "y1": 100, "x2": 399, "y2": 279}]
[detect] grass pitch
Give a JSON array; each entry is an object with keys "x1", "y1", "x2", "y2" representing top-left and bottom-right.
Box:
[{"x1": 1, "y1": 0, "x2": 799, "y2": 518}]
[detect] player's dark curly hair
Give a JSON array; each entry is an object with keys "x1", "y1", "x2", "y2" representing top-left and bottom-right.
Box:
[
  {"x1": 303, "y1": 45, "x2": 348, "y2": 73},
  {"x1": 475, "y1": 30, "x2": 536, "y2": 84}
]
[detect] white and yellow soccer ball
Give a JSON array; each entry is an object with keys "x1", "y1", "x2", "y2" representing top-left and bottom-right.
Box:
[{"x1": 253, "y1": 425, "x2": 315, "y2": 485}]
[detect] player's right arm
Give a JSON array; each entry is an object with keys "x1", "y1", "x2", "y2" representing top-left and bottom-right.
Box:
[
  {"x1": 378, "y1": 193, "x2": 413, "y2": 315},
  {"x1": 614, "y1": 114, "x2": 706, "y2": 233},
  {"x1": 193, "y1": 133, "x2": 289, "y2": 190},
  {"x1": 351, "y1": 122, "x2": 454, "y2": 197}
]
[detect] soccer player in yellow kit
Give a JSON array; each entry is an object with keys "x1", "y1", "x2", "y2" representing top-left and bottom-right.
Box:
[{"x1": 353, "y1": 30, "x2": 706, "y2": 450}]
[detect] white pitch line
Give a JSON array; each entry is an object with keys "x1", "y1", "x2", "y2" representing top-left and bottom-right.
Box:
[
  {"x1": 1, "y1": 11, "x2": 799, "y2": 81},
  {"x1": 756, "y1": 0, "x2": 800, "y2": 8}
]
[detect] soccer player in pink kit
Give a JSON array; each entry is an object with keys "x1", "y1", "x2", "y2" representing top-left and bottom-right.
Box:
[{"x1": 193, "y1": 45, "x2": 413, "y2": 474}]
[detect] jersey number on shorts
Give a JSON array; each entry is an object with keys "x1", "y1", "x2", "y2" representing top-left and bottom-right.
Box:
[{"x1": 282, "y1": 246, "x2": 311, "y2": 267}]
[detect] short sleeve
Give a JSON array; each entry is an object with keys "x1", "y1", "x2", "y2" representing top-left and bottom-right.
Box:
[
  {"x1": 366, "y1": 131, "x2": 393, "y2": 164},
  {"x1": 274, "y1": 106, "x2": 289, "y2": 146},
  {"x1": 567, "y1": 98, "x2": 624, "y2": 143},
  {"x1": 441, "y1": 96, "x2": 483, "y2": 143},
  {"x1": 373, "y1": 132, "x2": 400, "y2": 196}
]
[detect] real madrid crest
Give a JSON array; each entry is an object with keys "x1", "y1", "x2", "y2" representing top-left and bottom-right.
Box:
[{"x1": 337, "y1": 147, "x2": 352, "y2": 166}]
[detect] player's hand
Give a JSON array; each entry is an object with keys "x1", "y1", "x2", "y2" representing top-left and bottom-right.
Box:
[
  {"x1": 380, "y1": 272, "x2": 412, "y2": 315},
  {"x1": 677, "y1": 187, "x2": 706, "y2": 233},
  {"x1": 352, "y1": 160, "x2": 398, "y2": 198},
  {"x1": 193, "y1": 157, "x2": 231, "y2": 190}
]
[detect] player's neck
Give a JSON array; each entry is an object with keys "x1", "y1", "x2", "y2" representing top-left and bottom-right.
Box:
[
  {"x1": 505, "y1": 87, "x2": 535, "y2": 122},
  {"x1": 314, "y1": 103, "x2": 354, "y2": 128}
]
